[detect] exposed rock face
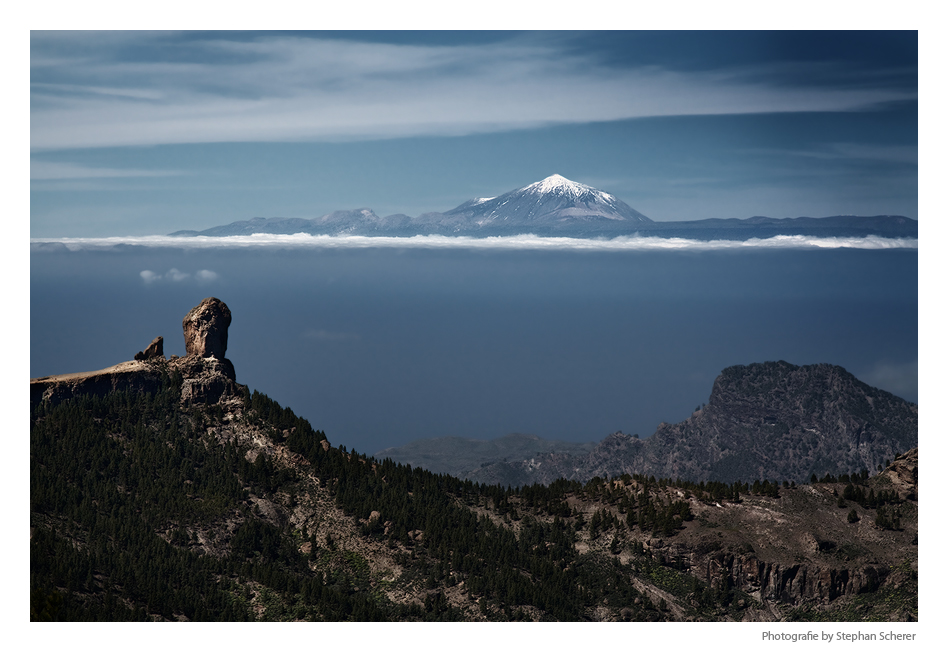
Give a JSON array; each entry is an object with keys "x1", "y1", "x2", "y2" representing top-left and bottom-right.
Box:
[
  {"x1": 31, "y1": 361, "x2": 165, "y2": 408},
  {"x1": 643, "y1": 361, "x2": 918, "y2": 483},
  {"x1": 32, "y1": 298, "x2": 243, "y2": 409},
  {"x1": 175, "y1": 355, "x2": 240, "y2": 404},
  {"x1": 701, "y1": 553, "x2": 887, "y2": 605},
  {"x1": 134, "y1": 336, "x2": 164, "y2": 361},
  {"x1": 874, "y1": 448, "x2": 918, "y2": 500},
  {"x1": 451, "y1": 361, "x2": 918, "y2": 486},
  {"x1": 183, "y1": 297, "x2": 231, "y2": 359}
]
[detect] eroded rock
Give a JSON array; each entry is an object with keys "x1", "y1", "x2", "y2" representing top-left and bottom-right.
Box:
[
  {"x1": 32, "y1": 297, "x2": 243, "y2": 409},
  {"x1": 183, "y1": 297, "x2": 232, "y2": 359},
  {"x1": 134, "y1": 336, "x2": 164, "y2": 361}
]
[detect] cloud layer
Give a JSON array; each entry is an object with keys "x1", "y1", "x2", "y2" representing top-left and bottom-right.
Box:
[
  {"x1": 30, "y1": 33, "x2": 915, "y2": 150},
  {"x1": 36, "y1": 233, "x2": 918, "y2": 253}
]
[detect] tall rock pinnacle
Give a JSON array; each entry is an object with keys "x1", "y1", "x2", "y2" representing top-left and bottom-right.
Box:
[{"x1": 182, "y1": 297, "x2": 232, "y2": 359}]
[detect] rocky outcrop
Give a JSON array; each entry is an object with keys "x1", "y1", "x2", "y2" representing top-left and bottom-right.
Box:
[
  {"x1": 32, "y1": 297, "x2": 243, "y2": 409},
  {"x1": 643, "y1": 362, "x2": 918, "y2": 483},
  {"x1": 31, "y1": 361, "x2": 166, "y2": 408},
  {"x1": 134, "y1": 336, "x2": 164, "y2": 361},
  {"x1": 175, "y1": 355, "x2": 240, "y2": 405},
  {"x1": 872, "y1": 448, "x2": 918, "y2": 500},
  {"x1": 700, "y1": 552, "x2": 886, "y2": 605},
  {"x1": 441, "y1": 362, "x2": 918, "y2": 486},
  {"x1": 183, "y1": 297, "x2": 231, "y2": 359}
]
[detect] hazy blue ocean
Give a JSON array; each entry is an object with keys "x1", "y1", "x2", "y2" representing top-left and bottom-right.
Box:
[{"x1": 31, "y1": 241, "x2": 917, "y2": 455}]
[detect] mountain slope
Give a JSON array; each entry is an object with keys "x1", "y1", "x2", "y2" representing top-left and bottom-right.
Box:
[
  {"x1": 165, "y1": 175, "x2": 917, "y2": 240},
  {"x1": 439, "y1": 174, "x2": 651, "y2": 232},
  {"x1": 375, "y1": 433, "x2": 597, "y2": 478},
  {"x1": 30, "y1": 300, "x2": 918, "y2": 622},
  {"x1": 406, "y1": 362, "x2": 918, "y2": 487},
  {"x1": 162, "y1": 175, "x2": 917, "y2": 241}
]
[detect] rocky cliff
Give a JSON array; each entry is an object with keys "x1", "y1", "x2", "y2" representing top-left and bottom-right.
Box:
[
  {"x1": 463, "y1": 361, "x2": 918, "y2": 486},
  {"x1": 31, "y1": 297, "x2": 244, "y2": 409}
]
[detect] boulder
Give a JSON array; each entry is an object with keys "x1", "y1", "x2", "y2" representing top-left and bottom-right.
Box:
[
  {"x1": 134, "y1": 336, "x2": 164, "y2": 361},
  {"x1": 183, "y1": 297, "x2": 231, "y2": 359}
]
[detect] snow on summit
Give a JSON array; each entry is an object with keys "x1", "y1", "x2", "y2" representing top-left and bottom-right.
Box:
[
  {"x1": 524, "y1": 174, "x2": 615, "y2": 202},
  {"x1": 442, "y1": 173, "x2": 652, "y2": 227}
]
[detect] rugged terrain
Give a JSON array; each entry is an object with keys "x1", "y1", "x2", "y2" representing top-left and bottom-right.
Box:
[
  {"x1": 375, "y1": 433, "x2": 598, "y2": 479},
  {"x1": 384, "y1": 361, "x2": 918, "y2": 488},
  {"x1": 30, "y1": 298, "x2": 918, "y2": 621}
]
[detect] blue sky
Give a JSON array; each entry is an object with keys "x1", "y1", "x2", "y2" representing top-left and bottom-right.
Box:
[{"x1": 30, "y1": 30, "x2": 918, "y2": 237}]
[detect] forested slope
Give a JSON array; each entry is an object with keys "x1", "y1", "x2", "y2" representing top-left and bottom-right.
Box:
[{"x1": 30, "y1": 369, "x2": 917, "y2": 621}]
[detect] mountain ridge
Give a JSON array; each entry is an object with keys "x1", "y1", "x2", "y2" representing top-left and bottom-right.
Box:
[
  {"x1": 30, "y1": 298, "x2": 919, "y2": 621},
  {"x1": 383, "y1": 361, "x2": 918, "y2": 487},
  {"x1": 167, "y1": 175, "x2": 917, "y2": 240}
]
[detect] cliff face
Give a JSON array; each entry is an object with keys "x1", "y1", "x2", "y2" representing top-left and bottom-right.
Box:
[
  {"x1": 31, "y1": 360, "x2": 166, "y2": 408},
  {"x1": 31, "y1": 297, "x2": 244, "y2": 410},
  {"x1": 645, "y1": 362, "x2": 918, "y2": 483}
]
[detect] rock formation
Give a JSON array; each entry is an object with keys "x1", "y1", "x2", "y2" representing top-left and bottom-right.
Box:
[
  {"x1": 134, "y1": 336, "x2": 164, "y2": 361},
  {"x1": 175, "y1": 297, "x2": 238, "y2": 402},
  {"x1": 455, "y1": 361, "x2": 919, "y2": 486},
  {"x1": 32, "y1": 297, "x2": 243, "y2": 408},
  {"x1": 183, "y1": 297, "x2": 231, "y2": 359},
  {"x1": 30, "y1": 361, "x2": 166, "y2": 408}
]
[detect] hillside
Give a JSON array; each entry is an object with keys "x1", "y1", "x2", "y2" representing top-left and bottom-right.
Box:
[
  {"x1": 388, "y1": 361, "x2": 918, "y2": 488},
  {"x1": 30, "y1": 299, "x2": 918, "y2": 621},
  {"x1": 374, "y1": 433, "x2": 597, "y2": 478}
]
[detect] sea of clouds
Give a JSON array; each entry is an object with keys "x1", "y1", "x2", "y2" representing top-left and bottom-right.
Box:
[{"x1": 30, "y1": 233, "x2": 919, "y2": 252}]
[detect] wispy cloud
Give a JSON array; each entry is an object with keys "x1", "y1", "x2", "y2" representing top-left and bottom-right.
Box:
[
  {"x1": 31, "y1": 160, "x2": 181, "y2": 180},
  {"x1": 138, "y1": 267, "x2": 219, "y2": 283},
  {"x1": 38, "y1": 233, "x2": 918, "y2": 253},
  {"x1": 195, "y1": 269, "x2": 219, "y2": 282},
  {"x1": 742, "y1": 143, "x2": 918, "y2": 165},
  {"x1": 30, "y1": 34, "x2": 915, "y2": 151}
]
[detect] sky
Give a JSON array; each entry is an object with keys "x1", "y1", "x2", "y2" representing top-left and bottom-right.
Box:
[
  {"x1": 19, "y1": 18, "x2": 938, "y2": 643},
  {"x1": 30, "y1": 30, "x2": 918, "y2": 237}
]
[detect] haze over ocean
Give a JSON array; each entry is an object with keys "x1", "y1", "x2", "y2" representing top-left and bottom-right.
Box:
[{"x1": 30, "y1": 243, "x2": 917, "y2": 455}]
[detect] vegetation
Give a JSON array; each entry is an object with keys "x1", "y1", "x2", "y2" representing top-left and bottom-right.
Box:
[{"x1": 30, "y1": 375, "x2": 917, "y2": 621}]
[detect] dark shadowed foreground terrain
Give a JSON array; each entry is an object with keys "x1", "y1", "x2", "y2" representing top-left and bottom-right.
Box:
[{"x1": 31, "y1": 300, "x2": 917, "y2": 621}]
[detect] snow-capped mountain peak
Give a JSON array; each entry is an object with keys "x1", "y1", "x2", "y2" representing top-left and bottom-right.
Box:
[
  {"x1": 523, "y1": 174, "x2": 617, "y2": 204},
  {"x1": 441, "y1": 174, "x2": 652, "y2": 228},
  {"x1": 527, "y1": 173, "x2": 590, "y2": 194}
]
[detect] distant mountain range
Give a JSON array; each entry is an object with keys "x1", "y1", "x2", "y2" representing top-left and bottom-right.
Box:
[
  {"x1": 169, "y1": 174, "x2": 917, "y2": 240},
  {"x1": 378, "y1": 361, "x2": 918, "y2": 486}
]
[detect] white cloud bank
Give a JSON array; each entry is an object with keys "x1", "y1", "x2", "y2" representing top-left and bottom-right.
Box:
[
  {"x1": 30, "y1": 34, "x2": 915, "y2": 151},
  {"x1": 38, "y1": 233, "x2": 918, "y2": 253}
]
